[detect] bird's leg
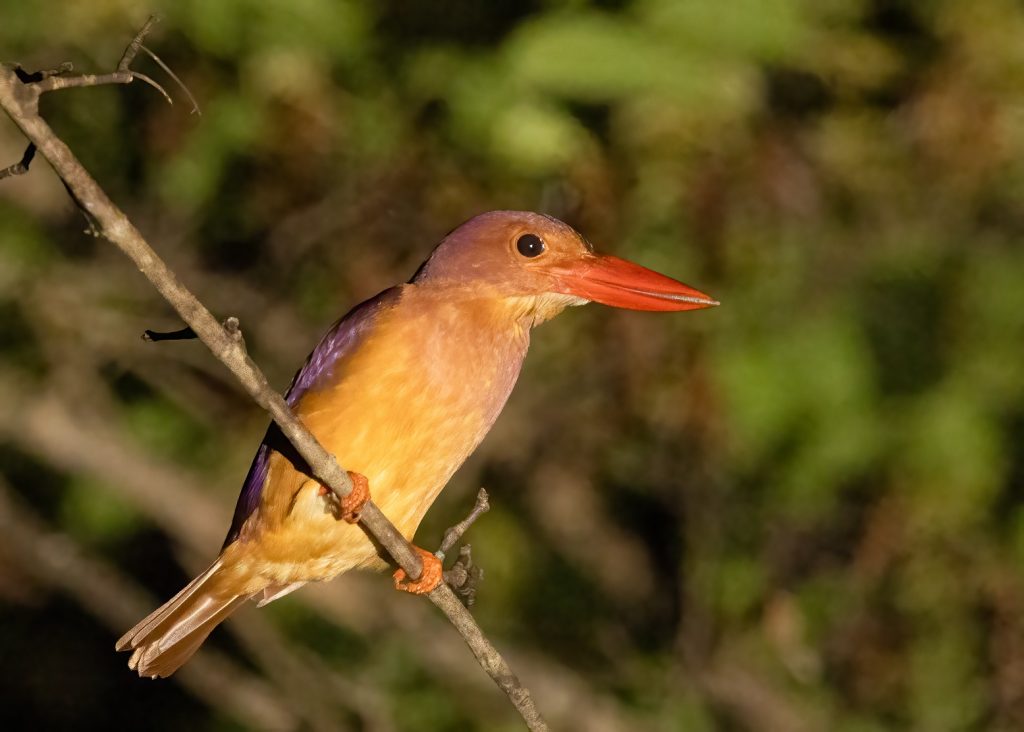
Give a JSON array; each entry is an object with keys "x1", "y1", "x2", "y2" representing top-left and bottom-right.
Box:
[
  {"x1": 393, "y1": 545, "x2": 443, "y2": 595},
  {"x1": 318, "y1": 470, "x2": 370, "y2": 524}
]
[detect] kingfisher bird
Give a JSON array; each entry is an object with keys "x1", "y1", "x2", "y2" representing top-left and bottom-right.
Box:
[{"x1": 117, "y1": 210, "x2": 717, "y2": 677}]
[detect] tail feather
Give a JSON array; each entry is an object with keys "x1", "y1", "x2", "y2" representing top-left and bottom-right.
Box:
[
  {"x1": 117, "y1": 559, "x2": 253, "y2": 678},
  {"x1": 116, "y1": 560, "x2": 224, "y2": 652},
  {"x1": 128, "y1": 595, "x2": 248, "y2": 678}
]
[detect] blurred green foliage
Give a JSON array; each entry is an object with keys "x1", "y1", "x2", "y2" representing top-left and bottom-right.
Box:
[{"x1": 2, "y1": 1, "x2": 1024, "y2": 730}]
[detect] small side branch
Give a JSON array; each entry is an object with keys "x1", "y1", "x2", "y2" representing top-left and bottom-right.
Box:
[
  {"x1": 143, "y1": 316, "x2": 239, "y2": 343},
  {"x1": 118, "y1": 15, "x2": 159, "y2": 70},
  {"x1": 143, "y1": 325, "x2": 197, "y2": 342},
  {"x1": 438, "y1": 488, "x2": 490, "y2": 559},
  {"x1": 0, "y1": 142, "x2": 35, "y2": 180}
]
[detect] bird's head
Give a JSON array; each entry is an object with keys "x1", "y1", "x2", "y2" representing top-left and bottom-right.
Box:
[{"x1": 412, "y1": 210, "x2": 717, "y2": 321}]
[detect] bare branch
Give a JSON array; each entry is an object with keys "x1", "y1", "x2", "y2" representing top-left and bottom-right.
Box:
[{"x1": 0, "y1": 23, "x2": 548, "y2": 731}]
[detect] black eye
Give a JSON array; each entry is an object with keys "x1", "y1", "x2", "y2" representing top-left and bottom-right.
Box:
[{"x1": 516, "y1": 233, "x2": 545, "y2": 258}]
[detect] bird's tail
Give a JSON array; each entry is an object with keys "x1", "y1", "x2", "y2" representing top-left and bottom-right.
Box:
[{"x1": 116, "y1": 559, "x2": 250, "y2": 678}]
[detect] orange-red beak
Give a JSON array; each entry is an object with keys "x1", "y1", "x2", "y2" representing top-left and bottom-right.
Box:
[{"x1": 550, "y1": 255, "x2": 718, "y2": 312}]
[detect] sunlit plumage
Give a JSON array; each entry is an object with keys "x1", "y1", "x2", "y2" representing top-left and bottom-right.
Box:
[{"x1": 117, "y1": 210, "x2": 717, "y2": 677}]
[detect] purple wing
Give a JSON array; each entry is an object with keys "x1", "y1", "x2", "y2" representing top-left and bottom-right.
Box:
[{"x1": 223, "y1": 287, "x2": 401, "y2": 546}]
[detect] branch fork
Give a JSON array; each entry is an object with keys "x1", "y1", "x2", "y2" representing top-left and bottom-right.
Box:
[{"x1": 1, "y1": 16, "x2": 198, "y2": 184}]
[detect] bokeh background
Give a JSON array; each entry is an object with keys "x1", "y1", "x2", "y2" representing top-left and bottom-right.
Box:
[{"x1": 2, "y1": 1, "x2": 1023, "y2": 730}]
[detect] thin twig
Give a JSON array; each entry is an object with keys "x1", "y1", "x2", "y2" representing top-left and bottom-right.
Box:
[
  {"x1": 142, "y1": 315, "x2": 240, "y2": 342},
  {"x1": 12, "y1": 61, "x2": 73, "y2": 83},
  {"x1": 0, "y1": 142, "x2": 35, "y2": 180},
  {"x1": 0, "y1": 27, "x2": 548, "y2": 731},
  {"x1": 142, "y1": 44, "x2": 201, "y2": 115},
  {"x1": 438, "y1": 488, "x2": 490, "y2": 560},
  {"x1": 436, "y1": 489, "x2": 489, "y2": 607},
  {"x1": 119, "y1": 16, "x2": 160, "y2": 70},
  {"x1": 129, "y1": 71, "x2": 173, "y2": 106},
  {"x1": 34, "y1": 70, "x2": 132, "y2": 93},
  {"x1": 143, "y1": 325, "x2": 197, "y2": 341}
]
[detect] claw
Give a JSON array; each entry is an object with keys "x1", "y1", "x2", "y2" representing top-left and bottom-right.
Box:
[
  {"x1": 339, "y1": 471, "x2": 369, "y2": 523},
  {"x1": 393, "y1": 545, "x2": 443, "y2": 595},
  {"x1": 318, "y1": 471, "x2": 369, "y2": 523}
]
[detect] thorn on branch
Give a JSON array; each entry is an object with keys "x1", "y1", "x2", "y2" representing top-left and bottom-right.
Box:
[{"x1": 0, "y1": 143, "x2": 36, "y2": 181}]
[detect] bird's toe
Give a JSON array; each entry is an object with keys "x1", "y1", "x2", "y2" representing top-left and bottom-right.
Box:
[{"x1": 393, "y1": 545, "x2": 443, "y2": 595}]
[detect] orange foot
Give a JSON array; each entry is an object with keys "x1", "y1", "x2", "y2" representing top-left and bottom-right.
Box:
[
  {"x1": 393, "y1": 545, "x2": 443, "y2": 595},
  {"x1": 318, "y1": 471, "x2": 370, "y2": 524}
]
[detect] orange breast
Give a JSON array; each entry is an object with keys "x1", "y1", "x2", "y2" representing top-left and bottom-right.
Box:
[{"x1": 238, "y1": 285, "x2": 530, "y2": 585}]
